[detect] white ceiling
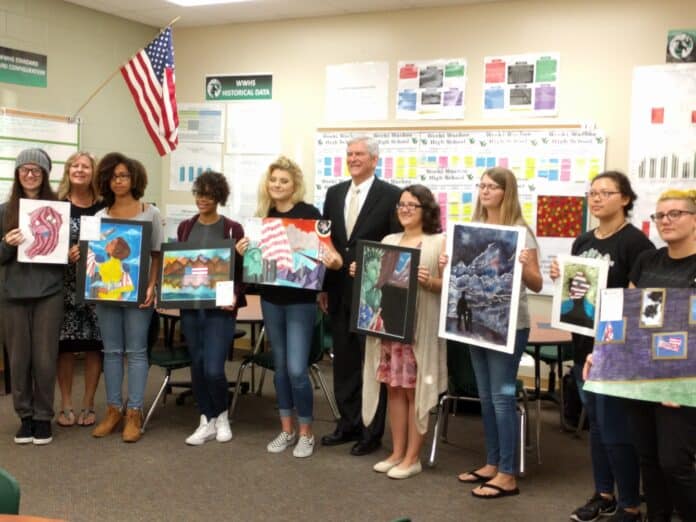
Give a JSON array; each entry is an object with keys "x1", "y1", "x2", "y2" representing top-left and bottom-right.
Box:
[{"x1": 65, "y1": 0, "x2": 505, "y2": 28}]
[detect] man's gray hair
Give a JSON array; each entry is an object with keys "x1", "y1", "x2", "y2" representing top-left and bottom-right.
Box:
[{"x1": 347, "y1": 135, "x2": 379, "y2": 157}]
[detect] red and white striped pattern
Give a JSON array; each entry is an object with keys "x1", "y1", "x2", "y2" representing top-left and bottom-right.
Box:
[{"x1": 260, "y1": 219, "x2": 293, "y2": 272}]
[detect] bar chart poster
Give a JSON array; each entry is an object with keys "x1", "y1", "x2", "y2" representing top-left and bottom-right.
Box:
[
  {"x1": 629, "y1": 64, "x2": 696, "y2": 244},
  {"x1": 169, "y1": 142, "x2": 223, "y2": 191}
]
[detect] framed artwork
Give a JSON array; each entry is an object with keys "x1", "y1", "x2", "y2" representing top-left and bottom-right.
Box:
[
  {"x1": 438, "y1": 221, "x2": 526, "y2": 354},
  {"x1": 17, "y1": 198, "x2": 71, "y2": 264},
  {"x1": 595, "y1": 318, "x2": 627, "y2": 344},
  {"x1": 242, "y1": 217, "x2": 333, "y2": 290},
  {"x1": 159, "y1": 240, "x2": 235, "y2": 309},
  {"x1": 585, "y1": 288, "x2": 696, "y2": 407},
  {"x1": 551, "y1": 254, "x2": 609, "y2": 337},
  {"x1": 76, "y1": 218, "x2": 152, "y2": 306},
  {"x1": 690, "y1": 295, "x2": 696, "y2": 325},
  {"x1": 349, "y1": 240, "x2": 420, "y2": 343},
  {"x1": 640, "y1": 288, "x2": 666, "y2": 328}
]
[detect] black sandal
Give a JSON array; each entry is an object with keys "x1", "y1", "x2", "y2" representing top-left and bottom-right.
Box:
[
  {"x1": 458, "y1": 470, "x2": 495, "y2": 483},
  {"x1": 471, "y1": 482, "x2": 520, "y2": 499}
]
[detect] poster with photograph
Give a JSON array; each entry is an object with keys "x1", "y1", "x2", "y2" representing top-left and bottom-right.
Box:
[
  {"x1": 350, "y1": 241, "x2": 420, "y2": 343},
  {"x1": 439, "y1": 222, "x2": 526, "y2": 353},
  {"x1": 551, "y1": 254, "x2": 609, "y2": 337},
  {"x1": 76, "y1": 218, "x2": 152, "y2": 306},
  {"x1": 396, "y1": 58, "x2": 467, "y2": 119},
  {"x1": 242, "y1": 217, "x2": 332, "y2": 290},
  {"x1": 666, "y1": 29, "x2": 696, "y2": 63},
  {"x1": 17, "y1": 199, "x2": 70, "y2": 264},
  {"x1": 160, "y1": 240, "x2": 235, "y2": 309},
  {"x1": 585, "y1": 288, "x2": 696, "y2": 407}
]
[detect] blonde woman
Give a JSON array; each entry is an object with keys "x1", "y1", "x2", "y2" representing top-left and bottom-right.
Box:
[
  {"x1": 56, "y1": 152, "x2": 105, "y2": 428},
  {"x1": 456, "y1": 167, "x2": 542, "y2": 498}
]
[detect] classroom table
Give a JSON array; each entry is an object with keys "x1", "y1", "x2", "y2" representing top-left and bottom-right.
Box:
[{"x1": 0, "y1": 516, "x2": 66, "y2": 522}]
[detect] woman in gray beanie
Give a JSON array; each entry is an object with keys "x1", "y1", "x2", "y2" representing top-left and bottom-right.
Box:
[{"x1": 0, "y1": 148, "x2": 64, "y2": 445}]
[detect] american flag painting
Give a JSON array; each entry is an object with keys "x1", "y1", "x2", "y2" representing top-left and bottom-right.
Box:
[{"x1": 121, "y1": 27, "x2": 179, "y2": 156}]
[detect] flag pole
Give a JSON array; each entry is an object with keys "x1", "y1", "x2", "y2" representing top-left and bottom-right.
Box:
[{"x1": 71, "y1": 16, "x2": 181, "y2": 120}]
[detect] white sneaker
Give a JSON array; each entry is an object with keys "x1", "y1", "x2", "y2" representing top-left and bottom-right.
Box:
[
  {"x1": 267, "y1": 431, "x2": 297, "y2": 453},
  {"x1": 293, "y1": 434, "x2": 315, "y2": 458},
  {"x1": 215, "y1": 409, "x2": 233, "y2": 442},
  {"x1": 185, "y1": 415, "x2": 217, "y2": 446}
]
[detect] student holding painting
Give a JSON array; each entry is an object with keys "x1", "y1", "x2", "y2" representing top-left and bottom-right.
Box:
[
  {"x1": 453, "y1": 167, "x2": 542, "y2": 498},
  {"x1": 355, "y1": 184, "x2": 447, "y2": 479},
  {"x1": 236, "y1": 156, "x2": 342, "y2": 458},
  {"x1": 550, "y1": 171, "x2": 653, "y2": 522},
  {"x1": 90, "y1": 153, "x2": 162, "y2": 443},
  {"x1": 0, "y1": 148, "x2": 64, "y2": 445},
  {"x1": 177, "y1": 170, "x2": 246, "y2": 446}
]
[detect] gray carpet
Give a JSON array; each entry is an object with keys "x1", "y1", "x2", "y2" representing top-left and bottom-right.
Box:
[{"x1": 0, "y1": 357, "x2": 593, "y2": 522}]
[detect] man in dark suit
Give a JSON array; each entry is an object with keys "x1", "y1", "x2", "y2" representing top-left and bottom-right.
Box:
[{"x1": 319, "y1": 136, "x2": 401, "y2": 456}]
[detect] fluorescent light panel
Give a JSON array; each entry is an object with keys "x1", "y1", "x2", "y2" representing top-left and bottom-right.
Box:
[{"x1": 167, "y1": 0, "x2": 251, "y2": 6}]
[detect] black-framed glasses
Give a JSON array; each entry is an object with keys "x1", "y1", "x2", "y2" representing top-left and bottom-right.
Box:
[
  {"x1": 18, "y1": 166, "x2": 43, "y2": 177},
  {"x1": 112, "y1": 173, "x2": 132, "y2": 181},
  {"x1": 650, "y1": 210, "x2": 695, "y2": 222},
  {"x1": 586, "y1": 190, "x2": 620, "y2": 199},
  {"x1": 396, "y1": 202, "x2": 422, "y2": 211},
  {"x1": 476, "y1": 183, "x2": 502, "y2": 191},
  {"x1": 192, "y1": 190, "x2": 215, "y2": 200}
]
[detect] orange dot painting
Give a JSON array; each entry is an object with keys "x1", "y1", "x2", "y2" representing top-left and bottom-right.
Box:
[{"x1": 536, "y1": 195, "x2": 585, "y2": 238}]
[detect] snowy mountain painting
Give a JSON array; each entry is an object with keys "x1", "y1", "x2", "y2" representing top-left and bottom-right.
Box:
[{"x1": 438, "y1": 222, "x2": 526, "y2": 354}]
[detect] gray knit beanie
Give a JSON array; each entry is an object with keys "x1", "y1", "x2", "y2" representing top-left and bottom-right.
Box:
[{"x1": 15, "y1": 148, "x2": 52, "y2": 177}]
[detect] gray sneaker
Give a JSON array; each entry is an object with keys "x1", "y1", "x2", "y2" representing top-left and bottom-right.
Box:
[
  {"x1": 266, "y1": 431, "x2": 297, "y2": 453},
  {"x1": 293, "y1": 435, "x2": 315, "y2": 458}
]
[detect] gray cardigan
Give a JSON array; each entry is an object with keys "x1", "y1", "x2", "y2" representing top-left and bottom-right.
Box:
[{"x1": 0, "y1": 202, "x2": 64, "y2": 300}]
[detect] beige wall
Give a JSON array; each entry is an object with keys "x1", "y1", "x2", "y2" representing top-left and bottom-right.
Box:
[
  {"x1": 0, "y1": 0, "x2": 162, "y2": 202},
  {"x1": 171, "y1": 0, "x2": 694, "y2": 313}
]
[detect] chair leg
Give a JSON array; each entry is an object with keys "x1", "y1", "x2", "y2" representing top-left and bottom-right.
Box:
[
  {"x1": 428, "y1": 395, "x2": 449, "y2": 468},
  {"x1": 229, "y1": 361, "x2": 250, "y2": 422},
  {"x1": 256, "y1": 367, "x2": 267, "y2": 396},
  {"x1": 517, "y1": 404, "x2": 526, "y2": 476},
  {"x1": 574, "y1": 406, "x2": 587, "y2": 439},
  {"x1": 441, "y1": 398, "x2": 453, "y2": 443},
  {"x1": 141, "y1": 371, "x2": 171, "y2": 433},
  {"x1": 311, "y1": 364, "x2": 340, "y2": 420}
]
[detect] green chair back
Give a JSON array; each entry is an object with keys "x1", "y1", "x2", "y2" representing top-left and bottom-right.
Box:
[{"x1": 0, "y1": 468, "x2": 20, "y2": 515}]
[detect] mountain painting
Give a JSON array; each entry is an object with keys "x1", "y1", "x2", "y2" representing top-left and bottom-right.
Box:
[
  {"x1": 160, "y1": 240, "x2": 235, "y2": 309},
  {"x1": 584, "y1": 288, "x2": 696, "y2": 407},
  {"x1": 438, "y1": 222, "x2": 526, "y2": 354},
  {"x1": 242, "y1": 218, "x2": 332, "y2": 290}
]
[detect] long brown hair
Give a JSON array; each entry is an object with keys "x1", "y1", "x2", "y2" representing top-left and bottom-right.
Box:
[
  {"x1": 3, "y1": 167, "x2": 57, "y2": 231},
  {"x1": 473, "y1": 167, "x2": 528, "y2": 227}
]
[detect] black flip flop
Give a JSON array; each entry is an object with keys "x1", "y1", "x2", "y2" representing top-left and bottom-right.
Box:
[
  {"x1": 458, "y1": 470, "x2": 495, "y2": 483},
  {"x1": 471, "y1": 482, "x2": 520, "y2": 499}
]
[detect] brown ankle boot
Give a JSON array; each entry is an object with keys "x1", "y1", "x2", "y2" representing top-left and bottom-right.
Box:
[
  {"x1": 122, "y1": 408, "x2": 143, "y2": 443},
  {"x1": 92, "y1": 405, "x2": 122, "y2": 438}
]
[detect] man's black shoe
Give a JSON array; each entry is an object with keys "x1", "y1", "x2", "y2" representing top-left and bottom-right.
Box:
[
  {"x1": 321, "y1": 430, "x2": 360, "y2": 446},
  {"x1": 350, "y1": 439, "x2": 381, "y2": 456}
]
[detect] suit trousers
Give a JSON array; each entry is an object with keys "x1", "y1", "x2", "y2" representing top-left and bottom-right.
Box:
[{"x1": 330, "y1": 299, "x2": 386, "y2": 442}]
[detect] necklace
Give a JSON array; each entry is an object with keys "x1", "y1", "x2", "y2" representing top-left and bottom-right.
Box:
[
  {"x1": 595, "y1": 220, "x2": 627, "y2": 240},
  {"x1": 68, "y1": 192, "x2": 95, "y2": 208}
]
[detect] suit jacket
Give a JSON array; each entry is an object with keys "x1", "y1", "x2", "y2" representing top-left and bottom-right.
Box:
[{"x1": 322, "y1": 177, "x2": 402, "y2": 314}]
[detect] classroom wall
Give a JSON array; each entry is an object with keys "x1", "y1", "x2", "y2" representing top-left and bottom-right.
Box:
[
  {"x1": 0, "y1": 0, "x2": 162, "y2": 202},
  {"x1": 169, "y1": 0, "x2": 695, "y2": 314}
]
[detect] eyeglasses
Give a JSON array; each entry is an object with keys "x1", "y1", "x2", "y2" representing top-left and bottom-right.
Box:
[
  {"x1": 112, "y1": 173, "x2": 132, "y2": 181},
  {"x1": 477, "y1": 183, "x2": 502, "y2": 192},
  {"x1": 396, "y1": 202, "x2": 422, "y2": 212},
  {"x1": 650, "y1": 210, "x2": 695, "y2": 222},
  {"x1": 586, "y1": 190, "x2": 620, "y2": 199},
  {"x1": 193, "y1": 191, "x2": 215, "y2": 200},
  {"x1": 18, "y1": 166, "x2": 43, "y2": 177}
]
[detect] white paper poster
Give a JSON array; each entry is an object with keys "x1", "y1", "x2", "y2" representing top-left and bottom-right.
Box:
[
  {"x1": 325, "y1": 62, "x2": 389, "y2": 122},
  {"x1": 178, "y1": 103, "x2": 225, "y2": 142},
  {"x1": 17, "y1": 199, "x2": 71, "y2": 264},
  {"x1": 164, "y1": 204, "x2": 199, "y2": 242},
  {"x1": 396, "y1": 59, "x2": 467, "y2": 119},
  {"x1": 226, "y1": 102, "x2": 282, "y2": 155},
  {"x1": 628, "y1": 64, "x2": 696, "y2": 244},
  {"x1": 169, "y1": 142, "x2": 223, "y2": 191},
  {"x1": 223, "y1": 153, "x2": 276, "y2": 218},
  {"x1": 483, "y1": 52, "x2": 560, "y2": 117}
]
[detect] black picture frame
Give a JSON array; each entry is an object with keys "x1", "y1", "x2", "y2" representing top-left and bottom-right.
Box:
[
  {"x1": 76, "y1": 218, "x2": 152, "y2": 307},
  {"x1": 159, "y1": 239, "x2": 235, "y2": 309},
  {"x1": 350, "y1": 240, "x2": 420, "y2": 343}
]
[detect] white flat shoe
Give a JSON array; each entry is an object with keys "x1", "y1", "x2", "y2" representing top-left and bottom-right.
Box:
[
  {"x1": 373, "y1": 458, "x2": 403, "y2": 473},
  {"x1": 387, "y1": 460, "x2": 422, "y2": 479}
]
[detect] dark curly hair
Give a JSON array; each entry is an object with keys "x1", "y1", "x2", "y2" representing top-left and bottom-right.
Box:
[
  {"x1": 399, "y1": 184, "x2": 441, "y2": 234},
  {"x1": 97, "y1": 152, "x2": 148, "y2": 208},
  {"x1": 192, "y1": 171, "x2": 230, "y2": 206},
  {"x1": 591, "y1": 170, "x2": 637, "y2": 217}
]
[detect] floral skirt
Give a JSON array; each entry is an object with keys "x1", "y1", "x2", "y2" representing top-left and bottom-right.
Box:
[{"x1": 376, "y1": 340, "x2": 417, "y2": 389}]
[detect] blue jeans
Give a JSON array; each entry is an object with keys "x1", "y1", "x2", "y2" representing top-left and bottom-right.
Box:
[
  {"x1": 180, "y1": 309, "x2": 236, "y2": 419},
  {"x1": 261, "y1": 300, "x2": 316, "y2": 425},
  {"x1": 469, "y1": 328, "x2": 528, "y2": 475},
  {"x1": 95, "y1": 305, "x2": 153, "y2": 409}
]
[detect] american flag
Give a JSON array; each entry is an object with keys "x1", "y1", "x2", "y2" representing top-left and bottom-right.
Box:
[
  {"x1": 121, "y1": 27, "x2": 179, "y2": 156},
  {"x1": 260, "y1": 219, "x2": 294, "y2": 272},
  {"x1": 186, "y1": 266, "x2": 209, "y2": 276}
]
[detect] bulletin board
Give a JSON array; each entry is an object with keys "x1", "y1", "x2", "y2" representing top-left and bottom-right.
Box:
[{"x1": 314, "y1": 125, "x2": 606, "y2": 294}]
